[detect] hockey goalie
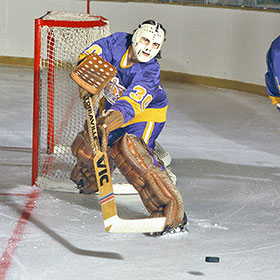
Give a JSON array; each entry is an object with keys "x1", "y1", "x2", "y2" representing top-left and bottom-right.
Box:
[{"x1": 70, "y1": 20, "x2": 187, "y2": 234}]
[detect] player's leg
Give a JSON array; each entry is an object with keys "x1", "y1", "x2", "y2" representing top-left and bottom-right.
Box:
[
  {"x1": 118, "y1": 122, "x2": 171, "y2": 165},
  {"x1": 124, "y1": 122, "x2": 175, "y2": 181},
  {"x1": 112, "y1": 133, "x2": 187, "y2": 233}
]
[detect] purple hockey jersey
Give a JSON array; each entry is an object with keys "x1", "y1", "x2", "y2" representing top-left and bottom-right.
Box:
[{"x1": 79, "y1": 32, "x2": 168, "y2": 150}]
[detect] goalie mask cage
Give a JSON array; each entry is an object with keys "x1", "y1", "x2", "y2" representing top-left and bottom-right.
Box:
[{"x1": 32, "y1": 11, "x2": 111, "y2": 191}]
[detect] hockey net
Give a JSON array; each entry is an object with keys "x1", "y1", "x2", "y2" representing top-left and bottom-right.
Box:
[
  {"x1": 32, "y1": 11, "x2": 171, "y2": 194},
  {"x1": 32, "y1": 11, "x2": 115, "y2": 193}
]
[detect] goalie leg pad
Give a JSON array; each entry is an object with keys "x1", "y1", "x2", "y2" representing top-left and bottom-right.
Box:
[
  {"x1": 111, "y1": 134, "x2": 186, "y2": 228},
  {"x1": 70, "y1": 123, "x2": 114, "y2": 194}
]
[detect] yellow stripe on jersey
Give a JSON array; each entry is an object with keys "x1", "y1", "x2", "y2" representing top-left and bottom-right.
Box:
[
  {"x1": 276, "y1": 77, "x2": 280, "y2": 92},
  {"x1": 119, "y1": 96, "x2": 142, "y2": 115},
  {"x1": 269, "y1": 95, "x2": 280, "y2": 105},
  {"x1": 120, "y1": 46, "x2": 134, "y2": 68},
  {"x1": 121, "y1": 105, "x2": 168, "y2": 127},
  {"x1": 142, "y1": 122, "x2": 155, "y2": 144}
]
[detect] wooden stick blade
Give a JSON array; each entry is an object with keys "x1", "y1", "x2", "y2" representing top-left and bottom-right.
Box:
[
  {"x1": 94, "y1": 151, "x2": 166, "y2": 233},
  {"x1": 87, "y1": 97, "x2": 166, "y2": 234},
  {"x1": 104, "y1": 215, "x2": 166, "y2": 233}
]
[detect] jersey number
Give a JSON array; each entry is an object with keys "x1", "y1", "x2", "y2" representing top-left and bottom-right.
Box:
[
  {"x1": 129, "y1": 85, "x2": 152, "y2": 111},
  {"x1": 86, "y1": 44, "x2": 102, "y2": 55}
]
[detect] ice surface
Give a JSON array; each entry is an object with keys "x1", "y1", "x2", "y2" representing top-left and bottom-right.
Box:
[{"x1": 1, "y1": 66, "x2": 280, "y2": 279}]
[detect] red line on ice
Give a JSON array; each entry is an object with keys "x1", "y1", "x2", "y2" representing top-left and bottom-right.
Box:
[{"x1": 0, "y1": 188, "x2": 40, "y2": 280}]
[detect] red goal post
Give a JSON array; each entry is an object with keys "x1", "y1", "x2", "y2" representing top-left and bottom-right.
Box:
[{"x1": 32, "y1": 11, "x2": 110, "y2": 191}]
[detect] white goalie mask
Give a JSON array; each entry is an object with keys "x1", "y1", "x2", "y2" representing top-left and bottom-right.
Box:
[{"x1": 132, "y1": 21, "x2": 165, "y2": 63}]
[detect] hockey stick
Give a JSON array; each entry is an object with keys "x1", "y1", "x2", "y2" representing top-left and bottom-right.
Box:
[
  {"x1": 70, "y1": 53, "x2": 166, "y2": 232},
  {"x1": 84, "y1": 95, "x2": 166, "y2": 233}
]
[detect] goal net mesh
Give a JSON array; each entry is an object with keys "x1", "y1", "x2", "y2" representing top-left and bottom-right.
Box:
[{"x1": 34, "y1": 11, "x2": 111, "y2": 192}]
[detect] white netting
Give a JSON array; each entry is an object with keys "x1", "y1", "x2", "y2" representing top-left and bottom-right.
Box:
[
  {"x1": 36, "y1": 11, "x2": 111, "y2": 189},
  {"x1": 43, "y1": 11, "x2": 105, "y2": 22}
]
